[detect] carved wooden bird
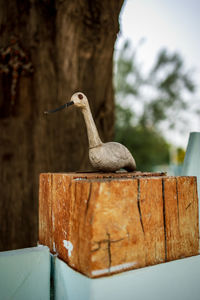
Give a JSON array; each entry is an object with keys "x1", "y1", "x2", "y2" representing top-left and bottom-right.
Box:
[{"x1": 45, "y1": 92, "x2": 136, "y2": 172}]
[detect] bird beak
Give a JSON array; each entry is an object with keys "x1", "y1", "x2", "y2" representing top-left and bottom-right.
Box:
[{"x1": 44, "y1": 101, "x2": 74, "y2": 114}]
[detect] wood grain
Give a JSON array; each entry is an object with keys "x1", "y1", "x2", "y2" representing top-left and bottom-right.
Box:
[{"x1": 39, "y1": 172, "x2": 199, "y2": 278}]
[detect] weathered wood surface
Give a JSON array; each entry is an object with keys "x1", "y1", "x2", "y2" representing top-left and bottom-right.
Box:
[{"x1": 39, "y1": 172, "x2": 199, "y2": 278}]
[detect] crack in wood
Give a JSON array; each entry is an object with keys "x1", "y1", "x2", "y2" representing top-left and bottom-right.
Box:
[
  {"x1": 91, "y1": 241, "x2": 102, "y2": 252},
  {"x1": 85, "y1": 182, "x2": 92, "y2": 217},
  {"x1": 73, "y1": 181, "x2": 78, "y2": 215},
  {"x1": 186, "y1": 202, "x2": 192, "y2": 210},
  {"x1": 137, "y1": 179, "x2": 145, "y2": 234},
  {"x1": 186, "y1": 179, "x2": 196, "y2": 210},
  {"x1": 106, "y1": 232, "x2": 112, "y2": 271},
  {"x1": 92, "y1": 234, "x2": 126, "y2": 271},
  {"x1": 91, "y1": 236, "x2": 126, "y2": 252},
  {"x1": 162, "y1": 179, "x2": 167, "y2": 261},
  {"x1": 74, "y1": 182, "x2": 81, "y2": 268},
  {"x1": 176, "y1": 178, "x2": 180, "y2": 229}
]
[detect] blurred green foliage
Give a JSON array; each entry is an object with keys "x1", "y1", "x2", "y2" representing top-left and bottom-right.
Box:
[
  {"x1": 115, "y1": 104, "x2": 170, "y2": 171},
  {"x1": 177, "y1": 147, "x2": 186, "y2": 164},
  {"x1": 114, "y1": 40, "x2": 195, "y2": 171}
]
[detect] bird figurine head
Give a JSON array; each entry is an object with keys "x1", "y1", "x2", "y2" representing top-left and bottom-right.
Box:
[
  {"x1": 44, "y1": 92, "x2": 88, "y2": 114},
  {"x1": 71, "y1": 92, "x2": 88, "y2": 109}
]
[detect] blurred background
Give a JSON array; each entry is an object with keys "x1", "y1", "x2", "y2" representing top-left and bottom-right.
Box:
[
  {"x1": 114, "y1": 0, "x2": 200, "y2": 173},
  {"x1": 0, "y1": 0, "x2": 199, "y2": 250}
]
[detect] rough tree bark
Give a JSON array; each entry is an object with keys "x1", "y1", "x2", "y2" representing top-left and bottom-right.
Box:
[{"x1": 0, "y1": 0, "x2": 124, "y2": 250}]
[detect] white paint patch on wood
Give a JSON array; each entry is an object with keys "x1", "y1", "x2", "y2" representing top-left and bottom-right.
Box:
[
  {"x1": 52, "y1": 213, "x2": 55, "y2": 231},
  {"x1": 92, "y1": 261, "x2": 137, "y2": 276},
  {"x1": 53, "y1": 242, "x2": 56, "y2": 252},
  {"x1": 63, "y1": 240, "x2": 73, "y2": 257}
]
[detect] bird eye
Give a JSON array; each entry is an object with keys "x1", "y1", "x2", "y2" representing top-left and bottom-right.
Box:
[{"x1": 78, "y1": 94, "x2": 83, "y2": 100}]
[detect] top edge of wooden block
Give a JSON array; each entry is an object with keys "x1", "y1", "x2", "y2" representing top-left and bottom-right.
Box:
[
  {"x1": 39, "y1": 172, "x2": 198, "y2": 182},
  {"x1": 39, "y1": 171, "x2": 170, "y2": 179}
]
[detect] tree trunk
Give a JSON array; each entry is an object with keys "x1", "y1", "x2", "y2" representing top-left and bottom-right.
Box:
[{"x1": 0, "y1": 0, "x2": 124, "y2": 250}]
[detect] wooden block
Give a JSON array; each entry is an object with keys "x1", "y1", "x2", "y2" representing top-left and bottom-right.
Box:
[{"x1": 39, "y1": 172, "x2": 199, "y2": 278}]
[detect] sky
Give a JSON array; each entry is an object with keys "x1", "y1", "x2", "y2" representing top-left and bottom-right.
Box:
[{"x1": 115, "y1": 0, "x2": 200, "y2": 148}]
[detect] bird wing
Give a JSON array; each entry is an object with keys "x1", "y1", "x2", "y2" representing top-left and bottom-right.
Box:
[{"x1": 103, "y1": 142, "x2": 133, "y2": 161}]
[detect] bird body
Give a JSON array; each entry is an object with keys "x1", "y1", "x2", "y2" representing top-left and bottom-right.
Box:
[
  {"x1": 89, "y1": 142, "x2": 136, "y2": 172},
  {"x1": 45, "y1": 92, "x2": 136, "y2": 172}
]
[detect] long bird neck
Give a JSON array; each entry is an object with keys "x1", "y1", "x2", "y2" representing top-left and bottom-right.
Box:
[{"x1": 81, "y1": 104, "x2": 102, "y2": 149}]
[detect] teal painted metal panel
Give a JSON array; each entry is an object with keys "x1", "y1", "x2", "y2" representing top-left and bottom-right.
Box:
[
  {"x1": 182, "y1": 132, "x2": 200, "y2": 227},
  {"x1": 53, "y1": 255, "x2": 90, "y2": 300},
  {"x1": 182, "y1": 132, "x2": 200, "y2": 191},
  {"x1": 54, "y1": 255, "x2": 200, "y2": 300},
  {"x1": 0, "y1": 246, "x2": 50, "y2": 300}
]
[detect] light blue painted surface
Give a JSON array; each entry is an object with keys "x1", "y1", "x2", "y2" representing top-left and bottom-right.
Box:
[
  {"x1": 182, "y1": 132, "x2": 200, "y2": 194},
  {"x1": 53, "y1": 255, "x2": 90, "y2": 300},
  {"x1": 0, "y1": 245, "x2": 50, "y2": 300},
  {"x1": 182, "y1": 132, "x2": 200, "y2": 228},
  {"x1": 54, "y1": 255, "x2": 200, "y2": 300}
]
